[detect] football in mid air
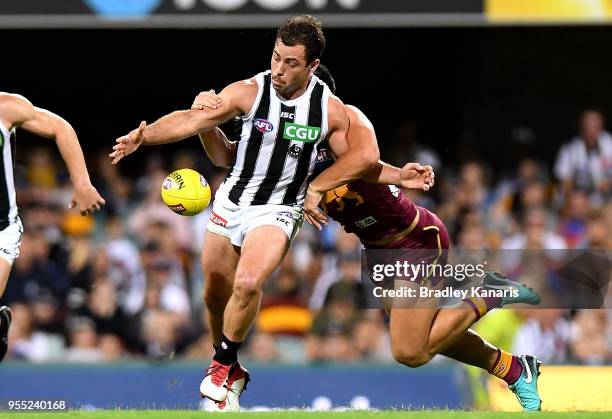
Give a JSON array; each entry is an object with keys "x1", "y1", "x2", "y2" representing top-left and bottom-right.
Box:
[{"x1": 160, "y1": 168, "x2": 211, "y2": 216}]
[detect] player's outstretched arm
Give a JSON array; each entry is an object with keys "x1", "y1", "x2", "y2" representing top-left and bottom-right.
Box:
[
  {"x1": 363, "y1": 161, "x2": 435, "y2": 191},
  {"x1": 191, "y1": 89, "x2": 237, "y2": 169},
  {"x1": 110, "y1": 80, "x2": 256, "y2": 164},
  {"x1": 0, "y1": 93, "x2": 105, "y2": 215}
]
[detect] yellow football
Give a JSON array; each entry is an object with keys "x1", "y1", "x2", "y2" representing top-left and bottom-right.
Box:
[{"x1": 160, "y1": 168, "x2": 211, "y2": 216}]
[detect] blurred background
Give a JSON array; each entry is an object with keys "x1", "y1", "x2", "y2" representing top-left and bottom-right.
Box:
[{"x1": 0, "y1": 0, "x2": 611, "y2": 412}]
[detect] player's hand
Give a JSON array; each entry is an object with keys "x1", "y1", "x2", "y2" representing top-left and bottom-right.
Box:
[
  {"x1": 192, "y1": 90, "x2": 223, "y2": 110},
  {"x1": 109, "y1": 121, "x2": 146, "y2": 164},
  {"x1": 400, "y1": 163, "x2": 435, "y2": 191},
  {"x1": 304, "y1": 184, "x2": 328, "y2": 231},
  {"x1": 70, "y1": 183, "x2": 106, "y2": 216}
]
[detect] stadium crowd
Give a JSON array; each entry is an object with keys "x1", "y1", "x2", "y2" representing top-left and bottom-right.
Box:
[{"x1": 1, "y1": 110, "x2": 610, "y2": 365}]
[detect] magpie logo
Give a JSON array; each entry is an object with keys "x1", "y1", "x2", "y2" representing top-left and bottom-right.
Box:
[
  {"x1": 288, "y1": 144, "x2": 303, "y2": 158},
  {"x1": 83, "y1": 0, "x2": 162, "y2": 17}
]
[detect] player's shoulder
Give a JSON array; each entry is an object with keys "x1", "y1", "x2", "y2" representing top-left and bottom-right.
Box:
[
  {"x1": 0, "y1": 92, "x2": 35, "y2": 126},
  {"x1": 344, "y1": 104, "x2": 363, "y2": 119},
  {"x1": 0, "y1": 92, "x2": 33, "y2": 109},
  {"x1": 344, "y1": 104, "x2": 374, "y2": 130},
  {"x1": 327, "y1": 94, "x2": 348, "y2": 117},
  {"x1": 218, "y1": 74, "x2": 261, "y2": 116},
  {"x1": 222, "y1": 77, "x2": 259, "y2": 95}
]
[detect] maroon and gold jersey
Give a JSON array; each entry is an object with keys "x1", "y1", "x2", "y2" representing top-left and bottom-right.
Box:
[
  {"x1": 321, "y1": 180, "x2": 419, "y2": 247},
  {"x1": 312, "y1": 139, "x2": 450, "y2": 252}
]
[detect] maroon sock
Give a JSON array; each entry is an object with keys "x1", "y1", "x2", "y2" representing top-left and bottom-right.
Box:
[
  {"x1": 464, "y1": 296, "x2": 502, "y2": 320},
  {"x1": 489, "y1": 349, "x2": 524, "y2": 385},
  {"x1": 504, "y1": 356, "x2": 524, "y2": 385}
]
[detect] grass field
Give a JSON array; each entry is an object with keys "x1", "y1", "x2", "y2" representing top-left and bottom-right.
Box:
[{"x1": 6, "y1": 411, "x2": 611, "y2": 419}]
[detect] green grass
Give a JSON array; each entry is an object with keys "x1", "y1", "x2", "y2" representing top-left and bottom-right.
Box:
[{"x1": 5, "y1": 411, "x2": 611, "y2": 418}]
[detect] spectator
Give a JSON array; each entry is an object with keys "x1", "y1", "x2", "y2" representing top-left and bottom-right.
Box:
[
  {"x1": 557, "y1": 189, "x2": 590, "y2": 248},
  {"x1": 570, "y1": 310, "x2": 611, "y2": 364},
  {"x1": 7, "y1": 303, "x2": 64, "y2": 362},
  {"x1": 104, "y1": 216, "x2": 146, "y2": 315},
  {"x1": 512, "y1": 309, "x2": 572, "y2": 363},
  {"x1": 257, "y1": 267, "x2": 312, "y2": 336},
  {"x1": 64, "y1": 316, "x2": 103, "y2": 362},
  {"x1": 554, "y1": 110, "x2": 612, "y2": 204},
  {"x1": 246, "y1": 332, "x2": 280, "y2": 363}
]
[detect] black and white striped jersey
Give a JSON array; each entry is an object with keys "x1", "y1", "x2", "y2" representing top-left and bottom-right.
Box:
[
  {"x1": 0, "y1": 121, "x2": 17, "y2": 230},
  {"x1": 217, "y1": 70, "x2": 331, "y2": 207}
]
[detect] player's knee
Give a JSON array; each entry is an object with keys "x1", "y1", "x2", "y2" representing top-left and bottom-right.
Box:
[
  {"x1": 392, "y1": 347, "x2": 430, "y2": 368},
  {"x1": 233, "y1": 273, "x2": 262, "y2": 302}
]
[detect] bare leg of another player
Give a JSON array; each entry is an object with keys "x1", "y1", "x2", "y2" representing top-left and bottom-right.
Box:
[
  {"x1": 0, "y1": 258, "x2": 14, "y2": 361},
  {"x1": 390, "y1": 304, "x2": 542, "y2": 411},
  {"x1": 200, "y1": 225, "x2": 290, "y2": 403}
]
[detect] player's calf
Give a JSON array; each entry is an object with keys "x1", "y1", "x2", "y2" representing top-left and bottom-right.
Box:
[{"x1": 0, "y1": 306, "x2": 13, "y2": 362}]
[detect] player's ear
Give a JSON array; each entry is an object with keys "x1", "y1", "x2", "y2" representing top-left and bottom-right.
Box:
[{"x1": 309, "y1": 59, "x2": 320, "y2": 74}]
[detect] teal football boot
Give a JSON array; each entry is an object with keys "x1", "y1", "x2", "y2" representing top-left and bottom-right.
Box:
[
  {"x1": 483, "y1": 271, "x2": 541, "y2": 306},
  {"x1": 508, "y1": 355, "x2": 543, "y2": 411}
]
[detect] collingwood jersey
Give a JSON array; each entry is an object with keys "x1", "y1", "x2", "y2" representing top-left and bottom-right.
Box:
[
  {"x1": 217, "y1": 70, "x2": 331, "y2": 206},
  {"x1": 0, "y1": 121, "x2": 17, "y2": 230}
]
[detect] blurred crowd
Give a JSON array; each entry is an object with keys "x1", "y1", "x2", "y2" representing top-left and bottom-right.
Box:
[{"x1": 0, "y1": 109, "x2": 610, "y2": 365}]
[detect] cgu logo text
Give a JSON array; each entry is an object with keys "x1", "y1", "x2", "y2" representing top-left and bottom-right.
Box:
[
  {"x1": 174, "y1": 0, "x2": 361, "y2": 12},
  {"x1": 283, "y1": 123, "x2": 320, "y2": 142}
]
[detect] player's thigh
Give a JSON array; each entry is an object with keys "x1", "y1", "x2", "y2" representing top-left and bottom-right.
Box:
[
  {"x1": 389, "y1": 306, "x2": 438, "y2": 356},
  {"x1": 0, "y1": 257, "x2": 12, "y2": 288},
  {"x1": 235, "y1": 225, "x2": 290, "y2": 291},
  {"x1": 202, "y1": 231, "x2": 240, "y2": 295}
]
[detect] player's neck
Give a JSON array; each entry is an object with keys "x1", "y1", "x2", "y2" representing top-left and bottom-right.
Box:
[{"x1": 279, "y1": 77, "x2": 311, "y2": 101}]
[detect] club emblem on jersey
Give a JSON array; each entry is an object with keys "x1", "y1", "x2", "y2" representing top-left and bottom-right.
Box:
[
  {"x1": 288, "y1": 144, "x2": 303, "y2": 159},
  {"x1": 316, "y1": 147, "x2": 331, "y2": 162},
  {"x1": 355, "y1": 216, "x2": 378, "y2": 229},
  {"x1": 389, "y1": 185, "x2": 400, "y2": 198},
  {"x1": 253, "y1": 118, "x2": 274, "y2": 133}
]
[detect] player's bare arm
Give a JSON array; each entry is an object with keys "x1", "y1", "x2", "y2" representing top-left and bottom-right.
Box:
[
  {"x1": 309, "y1": 100, "x2": 379, "y2": 192},
  {"x1": 0, "y1": 93, "x2": 105, "y2": 215},
  {"x1": 199, "y1": 128, "x2": 237, "y2": 169},
  {"x1": 110, "y1": 80, "x2": 257, "y2": 164},
  {"x1": 363, "y1": 161, "x2": 435, "y2": 191},
  {"x1": 191, "y1": 89, "x2": 238, "y2": 169},
  {"x1": 303, "y1": 99, "x2": 378, "y2": 229}
]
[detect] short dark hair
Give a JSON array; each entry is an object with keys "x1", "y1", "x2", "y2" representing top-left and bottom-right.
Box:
[
  {"x1": 314, "y1": 64, "x2": 336, "y2": 94},
  {"x1": 276, "y1": 15, "x2": 325, "y2": 64}
]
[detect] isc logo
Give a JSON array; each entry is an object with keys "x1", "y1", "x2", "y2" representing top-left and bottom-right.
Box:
[{"x1": 280, "y1": 112, "x2": 295, "y2": 119}]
